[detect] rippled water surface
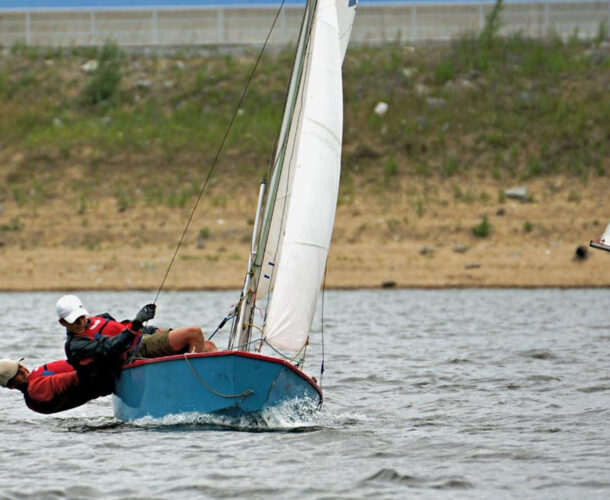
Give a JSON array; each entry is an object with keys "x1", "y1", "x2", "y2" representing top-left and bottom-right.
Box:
[{"x1": 1, "y1": 289, "x2": 609, "y2": 499}]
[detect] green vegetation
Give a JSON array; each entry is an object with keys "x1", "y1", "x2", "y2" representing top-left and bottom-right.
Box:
[
  {"x1": 415, "y1": 199, "x2": 425, "y2": 218},
  {"x1": 81, "y1": 41, "x2": 123, "y2": 106},
  {"x1": 479, "y1": 0, "x2": 504, "y2": 49},
  {"x1": 0, "y1": 10, "x2": 608, "y2": 210},
  {"x1": 114, "y1": 186, "x2": 133, "y2": 212},
  {"x1": 471, "y1": 215, "x2": 491, "y2": 238},
  {"x1": 0, "y1": 216, "x2": 23, "y2": 232},
  {"x1": 384, "y1": 156, "x2": 399, "y2": 179},
  {"x1": 596, "y1": 21, "x2": 608, "y2": 46}
]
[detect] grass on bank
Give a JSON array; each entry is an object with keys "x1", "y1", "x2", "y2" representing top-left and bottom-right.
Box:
[{"x1": 0, "y1": 5, "x2": 609, "y2": 212}]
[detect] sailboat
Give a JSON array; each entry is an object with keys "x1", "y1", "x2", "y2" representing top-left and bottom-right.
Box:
[
  {"x1": 112, "y1": 0, "x2": 357, "y2": 420},
  {"x1": 590, "y1": 222, "x2": 610, "y2": 252}
]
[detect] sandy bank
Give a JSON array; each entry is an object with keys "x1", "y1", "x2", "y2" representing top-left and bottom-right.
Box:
[{"x1": 1, "y1": 177, "x2": 609, "y2": 291}]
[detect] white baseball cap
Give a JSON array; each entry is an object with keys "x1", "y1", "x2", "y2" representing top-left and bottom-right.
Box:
[
  {"x1": 0, "y1": 358, "x2": 24, "y2": 387},
  {"x1": 56, "y1": 295, "x2": 89, "y2": 323}
]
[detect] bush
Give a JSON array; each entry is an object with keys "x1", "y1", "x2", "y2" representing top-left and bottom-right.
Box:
[
  {"x1": 384, "y1": 157, "x2": 398, "y2": 178},
  {"x1": 479, "y1": 0, "x2": 504, "y2": 48},
  {"x1": 471, "y1": 215, "x2": 491, "y2": 237},
  {"x1": 442, "y1": 157, "x2": 459, "y2": 177},
  {"x1": 595, "y1": 21, "x2": 608, "y2": 47},
  {"x1": 81, "y1": 41, "x2": 123, "y2": 106},
  {"x1": 434, "y1": 59, "x2": 455, "y2": 84}
]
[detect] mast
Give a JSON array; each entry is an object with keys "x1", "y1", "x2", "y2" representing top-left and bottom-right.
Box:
[{"x1": 228, "y1": 180, "x2": 266, "y2": 350}]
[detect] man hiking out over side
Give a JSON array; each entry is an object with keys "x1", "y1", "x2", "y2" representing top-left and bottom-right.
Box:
[{"x1": 0, "y1": 358, "x2": 110, "y2": 414}]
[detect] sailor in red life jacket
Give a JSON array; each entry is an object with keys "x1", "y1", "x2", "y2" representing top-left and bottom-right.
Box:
[
  {"x1": 58, "y1": 295, "x2": 217, "y2": 380},
  {"x1": 0, "y1": 358, "x2": 110, "y2": 414}
]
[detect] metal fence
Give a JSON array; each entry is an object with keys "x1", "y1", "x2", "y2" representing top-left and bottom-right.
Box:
[{"x1": 0, "y1": 2, "x2": 608, "y2": 47}]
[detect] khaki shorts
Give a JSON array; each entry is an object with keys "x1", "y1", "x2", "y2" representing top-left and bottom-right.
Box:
[{"x1": 136, "y1": 329, "x2": 175, "y2": 358}]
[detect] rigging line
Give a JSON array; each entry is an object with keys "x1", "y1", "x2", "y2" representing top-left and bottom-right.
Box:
[
  {"x1": 208, "y1": 311, "x2": 236, "y2": 341},
  {"x1": 320, "y1": 264, "x2": 328, "y2": 387},
  {"x1": 152, "y1": 0, "x2": 288, "y2": 305},
  {"x1": 183, "y1": 354, "x2": 253, "y2": 400},
  {"x1": 256, "y1": 337, "x2": 306, "y2": 363}
]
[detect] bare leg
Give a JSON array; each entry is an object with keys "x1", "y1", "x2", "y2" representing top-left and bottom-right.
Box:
[
  {"x1": 204, "y1": 339, "x2": 217, "y2": 352},
  {"x1": 167, "y1": 326, "x2": 205, "y2": 353}
]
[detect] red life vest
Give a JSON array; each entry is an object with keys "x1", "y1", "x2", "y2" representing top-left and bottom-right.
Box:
[
  {"x1": 24, "y1": 360, "x2": 81, "y2": 414},
  {"x1": 86, "y1": 316, "x2": 132, "y2": 337},
  {"x1": 30, "y1": 360, "x2": 74, "y2": 379},
  {"x1": 70, "y1": 316, "x2": 142, "y2": 367}
]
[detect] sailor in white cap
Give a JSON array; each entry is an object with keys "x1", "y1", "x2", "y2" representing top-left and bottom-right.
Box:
[{"x1": 58, "y1": 295, "x2": 217, "y2": 378}]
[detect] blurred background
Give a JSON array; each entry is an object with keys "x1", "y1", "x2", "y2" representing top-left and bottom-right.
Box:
[{"x1": 0, "y1": 0, "x2": 608, "y2": 291}]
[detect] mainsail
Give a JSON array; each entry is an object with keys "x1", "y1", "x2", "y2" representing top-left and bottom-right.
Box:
[
  {"x1": 254, "y1": 0, "x2": 318, "y2": 304},
  {"x1": 256, "y1": 0, "x2": 356, "y2": 306},
  {"x1": 254, "y1": 0, "x2": 357, "y2": 353}
]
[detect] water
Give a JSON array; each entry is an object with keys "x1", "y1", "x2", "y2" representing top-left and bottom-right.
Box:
[{"x1": 1, "y1": 289, "x2": 609, "y2": 499}]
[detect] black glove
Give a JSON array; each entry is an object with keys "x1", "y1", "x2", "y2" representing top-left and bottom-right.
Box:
[
  {"x1": 141, "y1": 325, "x2": 159, "y2": 336},
  {"x1": 134, "y1": 303, "x2": 156, "y2": 323}
]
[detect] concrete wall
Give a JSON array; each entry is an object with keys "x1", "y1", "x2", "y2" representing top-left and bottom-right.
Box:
[{"x1": 0, "y1": 2, "x2": 608, "y2": 47}]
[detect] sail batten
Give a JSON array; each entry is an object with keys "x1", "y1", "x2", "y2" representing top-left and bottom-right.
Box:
[{"x1": 285, "y1": 241, "x2": 330, "y2": 251}]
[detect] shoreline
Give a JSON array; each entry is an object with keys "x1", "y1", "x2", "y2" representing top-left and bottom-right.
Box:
[
  {"x1": 1, "y1": 175, "x2": 610, "y2": 291},
  {"x1": 1, "y1": 238, "x2": 608, "y2": 292}
]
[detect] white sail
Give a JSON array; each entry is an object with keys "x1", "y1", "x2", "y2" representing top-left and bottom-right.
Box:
[
  {"x1": 262, "y1": 0, "x2": 347, "y2": 353},
  {"x1": 336, "y1": 0, "x2": 358, "y2": 61},
  {"x1": 599, "y1": 222, "x2": 610, "y2": 244},
  {"x1": 254, "y1": 3, "x2": 314, "y2": 303},
  {"x1": 255, "y1": 0, "x2": 356, "y2": 305},
  {"x1": 590, "y1": 221, "x2": 610, "y2": 253}
]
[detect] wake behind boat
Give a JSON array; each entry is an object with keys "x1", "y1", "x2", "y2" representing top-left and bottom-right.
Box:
[{"x1": 112, "y1": 0, "x2": 357, "y2": 421}]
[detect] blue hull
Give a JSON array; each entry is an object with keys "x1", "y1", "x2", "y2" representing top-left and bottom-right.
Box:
[{"x1": 112, "y1": 351, "x2": 322, "y2": 421}]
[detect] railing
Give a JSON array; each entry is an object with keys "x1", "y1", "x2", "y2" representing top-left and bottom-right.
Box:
[{"x1": 0, "y1": 2, "x2": 608, "y2": 47}]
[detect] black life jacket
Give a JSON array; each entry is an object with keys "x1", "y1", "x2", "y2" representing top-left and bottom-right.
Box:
[{"x1": 66, "y1": 315, "x2": 141, "y2": 369}]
